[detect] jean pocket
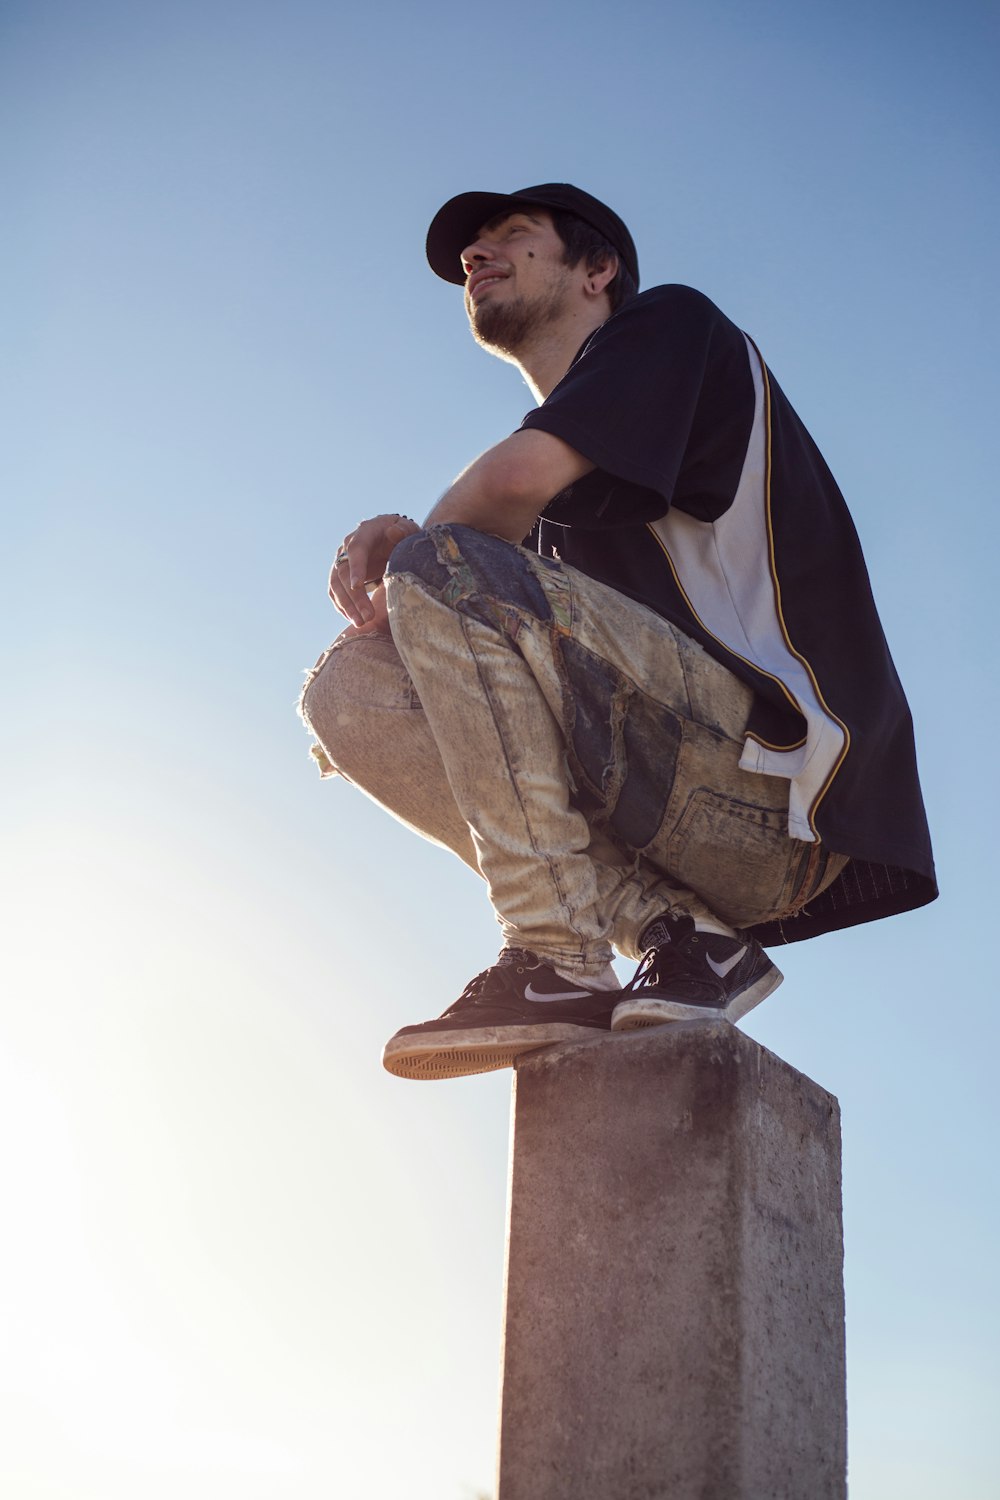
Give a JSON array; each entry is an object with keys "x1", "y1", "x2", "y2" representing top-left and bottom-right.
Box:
[{"x1": 666, "y1": 786, "x2": 799, "y2": 927}]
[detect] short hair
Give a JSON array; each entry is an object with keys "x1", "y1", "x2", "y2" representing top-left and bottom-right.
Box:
[{"x1": 548, "y1": 208, "x2": 638, "y2": 312}]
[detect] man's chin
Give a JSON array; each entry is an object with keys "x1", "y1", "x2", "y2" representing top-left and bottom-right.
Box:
[{"x1": 468, "y1": 301, "x2": 531, "y2": 360}]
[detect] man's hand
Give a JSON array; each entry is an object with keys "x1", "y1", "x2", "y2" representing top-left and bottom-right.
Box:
[
  {"x1": 328, "y1": 513, "x2": 420, "y2": 628},
  {"x1": 327, "y1": 431, "x2": 590, "y2": 627}
]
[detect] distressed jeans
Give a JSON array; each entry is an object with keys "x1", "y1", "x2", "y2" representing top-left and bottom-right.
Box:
[{"x1": 299, "y1": 525, "x2": 844, "y2": 980}]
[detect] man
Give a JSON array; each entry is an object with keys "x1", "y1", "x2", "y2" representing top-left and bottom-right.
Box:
[{"x1": 300, "y1": 183, "x2": 936, "y2": 1081}]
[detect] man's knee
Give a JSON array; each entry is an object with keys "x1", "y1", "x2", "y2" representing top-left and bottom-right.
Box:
[
  {"x1": 298, "y1": 640, "x2": 353, "y2": 762},
  {"x1": 298, "y1": 634, "x2": 411, "y2": 775},
  {"x1": 386, "y1": 528, "x2": 454, "y2": 593},
  {"x1": 387, "y1": 523, "x2": 555, "y2": 623}
]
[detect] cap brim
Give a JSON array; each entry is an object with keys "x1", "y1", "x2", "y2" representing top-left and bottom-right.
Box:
[{"x1": 426, "y1": 191, "x2": 544, "y2": 285}]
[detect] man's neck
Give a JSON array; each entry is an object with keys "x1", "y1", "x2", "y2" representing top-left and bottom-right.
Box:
[{"x1": 515, "y1": 304, "x2": 610, "y2": 402}]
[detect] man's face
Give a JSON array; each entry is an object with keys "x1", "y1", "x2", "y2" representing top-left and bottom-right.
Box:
[{"x1": 461, "y1": 210, "x2": 575, "y2": 359}]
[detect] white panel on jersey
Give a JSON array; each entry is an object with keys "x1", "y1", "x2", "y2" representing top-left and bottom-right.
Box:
[{"x1": 649, "y1": 335, "x2": 846, "y2": 842}]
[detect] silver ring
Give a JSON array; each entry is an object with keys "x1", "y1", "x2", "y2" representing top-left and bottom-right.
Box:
[{"x1": 335, "y1": 548, "x2": 349, "y2": 566}]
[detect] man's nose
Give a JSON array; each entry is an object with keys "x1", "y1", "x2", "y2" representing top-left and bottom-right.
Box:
[{"x1": 460, "y1": 236, "x2": 497, "y2": 276}]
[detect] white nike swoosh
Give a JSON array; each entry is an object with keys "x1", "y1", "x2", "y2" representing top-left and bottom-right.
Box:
[
  {"x1": 524, "y1": 982, "x2": 593, "y2": 1003},
  {"x1": 706, "y1": 946, "x2": 747, "y2": 980}
]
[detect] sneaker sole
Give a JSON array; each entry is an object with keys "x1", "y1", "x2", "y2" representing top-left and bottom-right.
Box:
[
  {"x1": 610, "y1": 963, "x2": 784, "y2": 1032},
  {"x1": 382, "y1": 1021, "x2": 609, "y2": 1080}
]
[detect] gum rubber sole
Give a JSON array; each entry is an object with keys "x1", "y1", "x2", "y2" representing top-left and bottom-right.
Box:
[
  {"x1": 382, "y1": 1047, "x2": 524, "y2": 1081},
  {"x1": 382, "y1": 1021, "x2": 611, "y2": 1080}
]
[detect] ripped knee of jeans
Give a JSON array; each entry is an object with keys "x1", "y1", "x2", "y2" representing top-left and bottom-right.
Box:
[
  {"x1": 298, "y1": 629, "x2": 422, "y2": 779},
  {"x1": 297, "y1": 651, "x2": 339, "y2": 776},
  {"x1": 296, "y1": 636, "x2": 370, "y2": 778}
]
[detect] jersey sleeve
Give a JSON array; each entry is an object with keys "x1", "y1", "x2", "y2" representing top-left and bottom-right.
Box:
[{"x1": 520, "y1": 284, "x2": 745, "y2": 528}]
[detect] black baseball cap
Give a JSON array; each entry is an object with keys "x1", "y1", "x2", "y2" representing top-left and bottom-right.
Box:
[{"x1": 426, "y1": 183, "x2": 639, "y2": 288}]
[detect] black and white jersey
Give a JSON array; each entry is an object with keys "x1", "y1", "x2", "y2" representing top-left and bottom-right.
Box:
[{"x1": 519, "y1": 284, "x2": 936, "y2": 944}]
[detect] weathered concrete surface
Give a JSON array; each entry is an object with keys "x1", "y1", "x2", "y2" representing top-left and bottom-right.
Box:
[{"x1": 496, "y1": 1021, "x2": 846, "y2": 1500}]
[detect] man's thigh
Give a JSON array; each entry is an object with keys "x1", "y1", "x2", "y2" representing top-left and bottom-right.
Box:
[
  {"x1": 466, "y1": 536, "x2": 829, "y2": 929},
  {"x1": 553, "y1": 616, "x2": 811, "y2": 926}
]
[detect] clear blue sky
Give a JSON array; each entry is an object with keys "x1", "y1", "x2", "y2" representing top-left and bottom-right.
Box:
[{"x1": 3, "y1": 1, "x2": 997, "y2": 1495}]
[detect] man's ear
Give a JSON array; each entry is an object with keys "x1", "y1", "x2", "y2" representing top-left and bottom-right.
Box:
[{"x1": 584, "y1": 252, "x2": 618, "y2": 300}]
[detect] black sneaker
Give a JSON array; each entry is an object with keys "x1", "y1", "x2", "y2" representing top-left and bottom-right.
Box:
[
  {"x1": 382, "y1": 948, "x2": 620, "y2": 1080},
  {"x1": 610, "y1": 913, "x2": 782, "y2": 1030}
]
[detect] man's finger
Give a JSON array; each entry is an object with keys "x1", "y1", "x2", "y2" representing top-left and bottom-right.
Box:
[
  {"x1": 328, "y1": 514, "x2": 420, "y2": 620},
  {"x1": 328, "y1": 554, "x2": 374, "y2": 625},
  {"x1": 340, "y1": 584, "x2": 390, "y2": 638}
]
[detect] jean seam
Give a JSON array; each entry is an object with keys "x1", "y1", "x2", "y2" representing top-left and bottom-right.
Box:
[{"x1": 459, "y1": 610, "x2": 608, "y2": 967}]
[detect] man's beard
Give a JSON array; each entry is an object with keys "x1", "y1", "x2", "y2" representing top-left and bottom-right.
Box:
[{"x1": 466, "y1": 275, "x2": 570, "y2": 360}]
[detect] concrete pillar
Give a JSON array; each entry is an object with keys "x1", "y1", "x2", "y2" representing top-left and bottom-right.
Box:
[{"x1": 496, "y1": 1021, "x2": 846, "y2": 1500}]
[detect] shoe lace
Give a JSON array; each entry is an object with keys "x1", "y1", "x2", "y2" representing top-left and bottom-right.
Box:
[
  {"x1": 448, "y1": 949, "x2": 536, "y2": 1013},
  {"x1": 449, "y1": 969, "x2": 494, "y2": 1011},
  {"x1": 622, "y1": 937, "x2": 701, "y2": 996}
]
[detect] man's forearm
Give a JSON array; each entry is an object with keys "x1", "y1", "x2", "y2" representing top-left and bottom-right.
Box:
[{"x1": 423, "y1": 428, "x2": 593, "y2": 542}]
